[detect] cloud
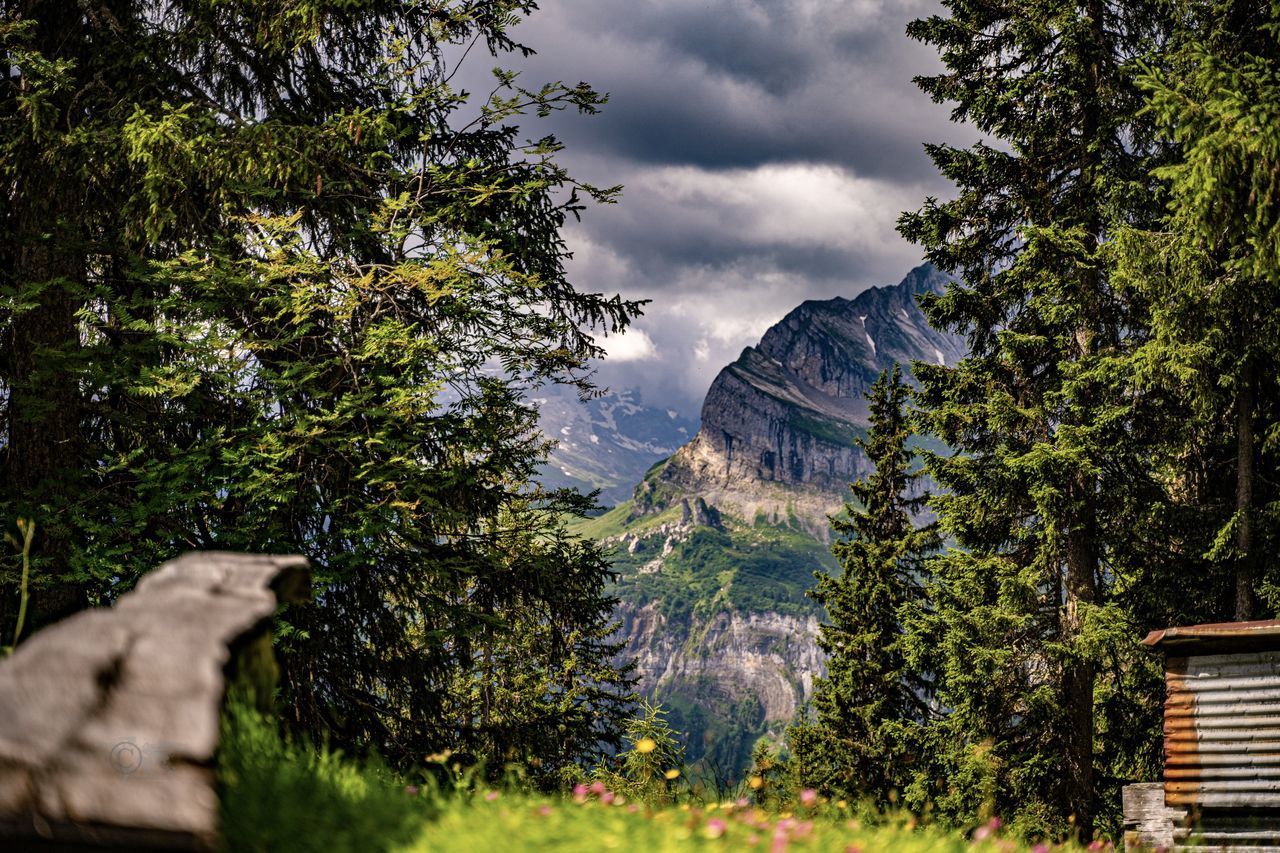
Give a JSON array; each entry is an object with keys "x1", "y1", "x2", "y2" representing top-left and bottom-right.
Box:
[
  {"x1": 602, "y1": 328, "x2": 658, "y2": 363},
  {"x1": 448, "y1": 0, "x2": 968, "y2": 417}
]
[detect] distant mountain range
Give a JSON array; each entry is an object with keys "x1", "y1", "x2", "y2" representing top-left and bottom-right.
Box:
[
  {"x1": 562, "y1": 263, "x2": 966, "y2": 773},
  {"x1": 534, "y1": 387, "x2": 697, "y2": 506}
]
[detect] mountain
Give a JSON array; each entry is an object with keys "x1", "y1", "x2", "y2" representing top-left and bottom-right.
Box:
[
  {"x1": 570, "y1": 263, "x2": 966, "y2": 774},
  {"x1": 534, "y1": 387, "x2": 697, "y2": 506},
  {"x1": 648, "y1": 262, "x2": 965, "y2": 537}
]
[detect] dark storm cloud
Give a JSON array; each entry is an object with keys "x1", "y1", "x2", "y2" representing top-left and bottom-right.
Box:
[
  {"x1": 460, "y1": 1, "x2": 970, "y2": 415},
  {"x1": 507, "y1": 0, "x2": 964, "y2": 180}
]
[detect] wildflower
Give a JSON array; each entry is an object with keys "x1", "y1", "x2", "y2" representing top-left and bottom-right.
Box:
[
  {"x1": 635, "y1": 737, "x2": 657, "y2": 754},
  {"x1": 573, "y1": 783, "x2": 588, "y2": 799},
  {"x1": 484, "y1": 791, "x2": 499, "y2": 802},
  {"x1": 1031, "y1": 846, "x2": 1049, "y2": 853},
  {"x1": 705, "y1": 818, "x2": 728, "y2": 839},
  {"x1": 601, "y1": 791, "x2": 615, "y2": 805},
  {"x1": 590, "y1": 780, "x2": 607, "y2": 795},
  {"x1": 846, "y1": 847, "x2": 862, "y2": 853},
  {"x1": 837, "y1": 799, "x2": 848, "y2": 810},
  {"x1": 736, "y1": 797, "x2": 750, "y2": 808},
  {"x1": 749, "y1": 776, "x2": 765, "y2": 790},
  {"x1": 538, "y1": 805, "x2": 553, "y2": 817},
  {"x1": 972, "y1": 816, "x2": 1004, "y2": 841},
  {"x1": 799, "y1": 789, "x2": 818, "y2": 808},
  {"x1": 665, "y1": 768, "x2": 681, "y2": 780},
  {"x1": 404, "y1": 785, "x2": 419, "y2": 796}
]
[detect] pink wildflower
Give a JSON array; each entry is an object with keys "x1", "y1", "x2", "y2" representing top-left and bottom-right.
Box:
[
  {"x1": 589, "y1": 780, "x2": 607, "y2": 796},
  {"x1": 705, "y1": 818, "x2": 727, "y2": 839},
  {"x1": 799, "y1": 789, "x2": 818, "y2": 808},
  {"x1": 601, "y1": 791, "x2": 615, "y2": 805},
  {"x1": 484, "y1": 791, "x2": 499, "y2": 802},
  {"x1": 1032, "y1": 845, "x2": 1050, "y2": 853},
  {"x1": 538, "y1": 805, "x2": 553, "y2": 816},
  {"x1": 404, "y1": 785, "x2": 419, "y2": 796}
]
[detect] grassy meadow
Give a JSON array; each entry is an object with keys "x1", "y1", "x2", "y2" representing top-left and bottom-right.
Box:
[{"x1": 218, "y1": 703, "x2": 1108, "y2": 853}]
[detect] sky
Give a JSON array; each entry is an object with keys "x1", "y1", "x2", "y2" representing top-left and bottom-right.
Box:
[{"x1": 474, "y1": 0, "x2": 970, "y2": 417}]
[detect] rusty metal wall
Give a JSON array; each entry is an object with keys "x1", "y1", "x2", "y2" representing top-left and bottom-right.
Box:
[
  {"x1": 1165, "y1": 651, "x2": 1280, "y2": 809},
  {"x1": 1163, "y1": 650, "x2": 1280, "y2": 849}
]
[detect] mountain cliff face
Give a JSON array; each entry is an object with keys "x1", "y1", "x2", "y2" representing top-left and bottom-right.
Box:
[{"x1": 570, "y1": 263, "x2": 966, "y2": 773}]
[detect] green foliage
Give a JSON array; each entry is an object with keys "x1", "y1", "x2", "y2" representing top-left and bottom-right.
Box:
[
  {"x1": 615, "y1": 523, "x2": 837, "y2": 623},
  {"x1": 663, "y1": 689, "x2": 766, "y2": 781},
  {"x1": 1114, "y1": 0, "x2": 1280, "y2": 621},
  {"x1": 794, "y1": 366, "x2": 940, "y2": 806},
  {"x1": 592, "y1": 701, "x2": 686, "y2": 803},
  {"x1": 746, "y1": 737, "x2": 787, "y2": 809},
  {"x1": 219, "y1": 698, "x2": 433, "y2": 853},
  {"x1": 219, "y1": 695, "x2": 1093, "y2": 851},
  {"x1": 897, "y1": 0, "x2": 1172, "y2": 838},
  {"x1": 0, "y1": 1, "x2": 638, "y2": 774}
]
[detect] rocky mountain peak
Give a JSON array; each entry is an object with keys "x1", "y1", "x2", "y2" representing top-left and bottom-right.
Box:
[{"x1": 648, "y1": 263, "x2": 964, "y2": 530}]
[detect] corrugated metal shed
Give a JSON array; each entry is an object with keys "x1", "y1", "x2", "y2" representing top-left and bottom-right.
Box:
[{"x1": 1142, "y1": 620, "x2": 1280, "y2": 850}]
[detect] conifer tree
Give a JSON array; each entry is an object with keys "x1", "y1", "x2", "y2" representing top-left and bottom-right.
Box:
[
  {"x1": 0, "y1": 1, "x2": 639, "y2": 770},
  {"x1": 897, "y1": 1, "x2": 1168, "y2": 836},
  {"x1": 1115, "y1": 0, "x2": 1280, "y2": 621},
  {"x1": 797, "y1": 365, "x2": 938, "y2": 805}
]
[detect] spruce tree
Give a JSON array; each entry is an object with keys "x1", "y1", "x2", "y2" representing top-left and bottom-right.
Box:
[
  {"x1": 897, "y1": 1, "x2": 1168, "y2": 836},
  {"x1": 1115, "y1": 0, "x2": 1280, "y2": 621},
  {"x1": 0, "y1": 1, "x2": 639, "y2": 770},
  {"x1": 798, "y1": 365, "x2": 938, "y2": 805}
]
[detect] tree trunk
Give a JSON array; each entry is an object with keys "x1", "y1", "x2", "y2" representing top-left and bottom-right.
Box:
[
  {"x1": 1064, "y1": 495, "x2": 1098, "y2": 837},
  {"x1": 1060, "y1": 1, "x2": 1106, "y2": 835},
  {"x1": 5, "y1": 189, "x2": 86, "y2": 627},
  {"x1": 2, "y1": 2, "x2": 88, "y2": 630},
  {"x1": 1233, "y1": 358, "x2": 1256, "y2": 621}
]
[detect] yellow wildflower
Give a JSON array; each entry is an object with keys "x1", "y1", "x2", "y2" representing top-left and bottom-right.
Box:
[
  {"x1": 635, "y1": 737, "x2": 657, "y2": 754},
  {"x1": 664, "y1": 768, "x2": 681, "y2": 780}
]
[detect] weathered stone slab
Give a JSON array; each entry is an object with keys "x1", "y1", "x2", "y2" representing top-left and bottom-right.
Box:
[{"x1": 0, "y1": 552, "x2": 309, "y2": 850}]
